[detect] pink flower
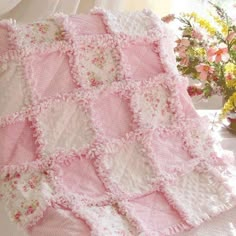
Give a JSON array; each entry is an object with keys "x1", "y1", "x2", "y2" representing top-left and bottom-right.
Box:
[
  {"x1": 90, "y1": 78, "x2": 102, "y2": 87},
  {"x1": 176, "y1": 49, "x2": 187, "y2": 58},
  {"x1": 195, "y1": 63, "x2": 214, "y2": 80},
  {"x1": 226, "y1": 31, "x2": 236, "y2": 42},
  {"x1": 175, "y1": 39, "x2": 190, "y2": 58},
  {"x1": 26, "y1": 206, "x2": 35, "y2": 215},
  {"x1": 28, "y1": 180, "x2": 35, "y2": 189},
  {"x1": 187, "y1": 86, "x2": 203, "y2": 97},
  {"x1": 180, "y1": 57, "x2": 189, "y2": 66},
  {"x1": 14, "y1": 211, "x2": 21, "y2": 221},
  {"x1": 192, "y1": 30, "x2": 203, "y2": 40},
  {"x1": 14, "y1": 172, "x2": 21, "y2": 178},
  {"x1": 207, "y1": 43, "x2": 230, "y2": 63},
  {"x1": 4, "y1": 173, "x2": 10, "y2": 181},
  {"x1": 161, "y1": 14, "x2": 175, "y2": 23},
  {"x1": 226, "y1": 73, "x2": 234, "y2": 80},
  {"x1": 23, "y1": 185, "x2": 28, "y2": 192},
  {"x1": 176, "y1": 38, "x2": 190, "y2": 47}
]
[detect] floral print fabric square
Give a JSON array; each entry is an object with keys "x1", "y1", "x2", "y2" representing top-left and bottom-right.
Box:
[
  {"x1": 16, "y1": 19, "x2": 65, "y2": 47},
  {"x1": 75, "y1": 36, "x2": 122, "y2": 87}
]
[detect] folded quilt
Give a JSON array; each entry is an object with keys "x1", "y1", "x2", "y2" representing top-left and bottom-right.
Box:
[{"x1": 0, "y1": 8, "x2": 236, "y2": 236}]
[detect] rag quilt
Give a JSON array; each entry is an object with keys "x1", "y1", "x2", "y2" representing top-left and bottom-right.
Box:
[{"x1": 0, "y1": 8, "x2": 236, "y2": 236}]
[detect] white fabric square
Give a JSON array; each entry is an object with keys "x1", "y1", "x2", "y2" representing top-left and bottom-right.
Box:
[
  {"x1": 37, "y1": 100, "x2": 95, "y2": 157},
  {"x1": 0, "y1": 61, "x2": 30, "y2": 118},
  {"x1": 98, "y1": 138, "x2": 156, "y2": 196},
  {"x1": 93, "y1": 9, "x2": 153, "y2": 36},
  {"x1": 80, "y1": 205, "x2": 135, "y2": 235},
  {"x1": 164, "y1": 170, "x2": 235, "y2": 226}
]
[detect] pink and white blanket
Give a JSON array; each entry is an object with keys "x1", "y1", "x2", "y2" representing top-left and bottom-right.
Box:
[{"x1": 0, "y1": 8, "x2": 236, "y2": 236}]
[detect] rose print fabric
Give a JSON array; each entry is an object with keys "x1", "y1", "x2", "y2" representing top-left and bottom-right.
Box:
[{"x1": 0, "y1": 8, "x2": 236, "y2": 236}]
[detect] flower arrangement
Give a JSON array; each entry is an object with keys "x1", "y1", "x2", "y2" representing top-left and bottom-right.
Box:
[{"x1": 163, "y1": 2, "x2": 236, "y2": 119}]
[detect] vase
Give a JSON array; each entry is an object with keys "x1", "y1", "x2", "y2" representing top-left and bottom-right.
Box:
[
  {"x1": 222, "y1": 94, "x2": 236, "y2": 134},
  {"x1": 226, "y1": 112, "x2": 236, "y2": 134}
]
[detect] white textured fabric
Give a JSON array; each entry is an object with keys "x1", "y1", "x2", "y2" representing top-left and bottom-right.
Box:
[
  {"x1": 165, "y1": 170, "x2": 234, "y2": 226},
  {"x1": 0, "y1": 61, "x2": 30, "y2": 117},
  {"x1": 174, "y1": 110, "x2": 236, "y2": 236},
  {"x1": 37, "y1": 101, "x2": 95, "y2": 157},
  {"x1": 177, "y1": 207, "x2": 236, "y2": 236},
  {"x1": 80, "y1": 205, "x2": 135, "y2": 235},
  {"x1": 100, "y1": 139, "x2": 156, "y2": 195}
]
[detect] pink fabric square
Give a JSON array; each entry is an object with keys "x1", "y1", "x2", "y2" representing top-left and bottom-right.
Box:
[
  {"x1": 29, "y1": 207, "x2": 90, "y2": 236},
  {"x1": 122, "y1": 43, "x2": 164, "y2": 80},
  {"x1": 70, "y1": 15, "x2": 107, "y2": 36},
  {"x1": 125, "y1": 191, "x2": 187, "y2": 233},
  {"x1": 29, "y1": 51, "x2": 75, "y2": 98},
  {"x1": 0, "y1": 26, "x2": 9, "y2": 54},
  {"x1": 151, "y1": 130, "x2": 191, "y2": 173},
  {"x1": 60, "y1": 159, "x2": 106, "y2": 199},
  {"x1": 93, "y1": 92, "x2": 133, "y2": 138},
  {"x1": 0, "y1": 120, "x2": 37, "y2": 167}
]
